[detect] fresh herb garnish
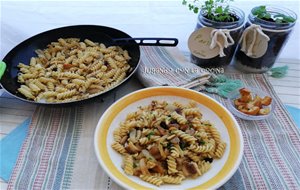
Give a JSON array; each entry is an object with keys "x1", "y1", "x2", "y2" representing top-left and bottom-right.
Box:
[
  {"x1": 252, "y1": 5, "x2": 296, "y2": 23},
  {"x1": 179, "y1": 141, "x2": 187, "y2": 150},
  {"x1": 199, "y1": 140, "x2": 206, "y2": 145},
  {"x1": 167, "y1": 142, "x2": 173, "y2": 150},
  {"x1": 147, "y1": 131, "x2": 155, "y2": 139},
  {"x1": 274, "y1": 14, "x2": 296, "y2": 23},
  {"x1": 182, "y1": 0, "x2": 237, "y2": 22}
]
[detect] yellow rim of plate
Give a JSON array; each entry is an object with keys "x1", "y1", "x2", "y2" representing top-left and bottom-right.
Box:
[{"x1": 95, "y1": 87, "x2": 242, "y2": 190}]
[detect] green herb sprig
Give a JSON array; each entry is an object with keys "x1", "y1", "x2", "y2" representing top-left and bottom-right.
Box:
[
  {"x1": 147, "y1": 131, "x2": 155, "y2": 139},
  {"x1": 252, "y1": 6, "x2": 296, "y2": 23},
  {"x1": 182, "y1": 0, "x2": 236, "y2": 22}
]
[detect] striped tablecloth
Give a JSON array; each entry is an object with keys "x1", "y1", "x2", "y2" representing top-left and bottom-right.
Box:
[{"x1": 6, "y1": 73, "x2": 300, "y2": 190}]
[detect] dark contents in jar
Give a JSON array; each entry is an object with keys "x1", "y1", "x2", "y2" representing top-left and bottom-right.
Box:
[
  {"x1": 191, "y1": 27, "x2": 244, "y2": 68},
  {"x1": 235, "y1": 24, "x2": 292, "y2": 71}
]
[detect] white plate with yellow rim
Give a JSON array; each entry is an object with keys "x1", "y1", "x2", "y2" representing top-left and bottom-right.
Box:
[{"x1": 94, "y1": 86, "x2": 244, "y2": 190}]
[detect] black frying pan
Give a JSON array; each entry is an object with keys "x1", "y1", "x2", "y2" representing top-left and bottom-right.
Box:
[{"x1": 0, "y1": 25, "x2": 178, "y2": 104}]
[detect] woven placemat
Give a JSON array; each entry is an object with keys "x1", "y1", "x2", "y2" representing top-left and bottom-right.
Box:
[
  {"x1": 7, "y1": 106, "x2": 84, "y2": 189},
  {"x1": 213, "y1": 74, "x2": 300, "y2": 190}
]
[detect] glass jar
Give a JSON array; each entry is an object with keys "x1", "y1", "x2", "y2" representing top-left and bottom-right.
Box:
[
  {"x1": 190, "y1": 7, "x2": 245, "y2": 68},
  {"x1": 234, "y1": 6, "x2": 297, "y2": 73}
]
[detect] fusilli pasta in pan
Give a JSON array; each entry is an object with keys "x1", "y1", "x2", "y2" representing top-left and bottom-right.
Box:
[{"x1": 17, "y1": 38, "x2": 131, "y2": 102}]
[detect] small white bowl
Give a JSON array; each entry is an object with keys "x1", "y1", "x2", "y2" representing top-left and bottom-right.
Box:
[{"x1": 227, "y1": 87, "x2": 274, "y2": 121}]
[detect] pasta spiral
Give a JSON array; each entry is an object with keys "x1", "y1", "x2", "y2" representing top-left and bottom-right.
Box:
[
  {"x1": 170, "y1": 146, "x2": 181, "y2": 158},
  {"x1": 183, "y1": 108, "x2": 201, "y2": 116},
  {"x1": 111, "y1": 142, "x2": 126, "y2": 155},
  {"x1": 185, "y1": 151, "x2": 201, "y2": 162},
  {"x1": 198, "y1": 161, "x2": 211, "y2": 176},
  {"x1": 167, "y1": 156, "x2": 178, "y2": 174},
  {"x1": 140, "y1": 175, "x2": 163, "y2": 186},
  {"x1": 214, "y1": 142, "x2": 227, "y2": 158},
  {"x1": 188, "y1": 144, "x2": 214, "y2": 153},
  {"x1": 162, "y1": 175, "x2": 183, "y2": 184},
  {"x1": 209, "y1": 126, "x2": 221, "y2": 144},
  {"x1": 171, "y1": 112, "x2": 187, "y2": 124},
  {"x1": 139, "y1": 137, "x2": 150, "y2": 145},
  {"x1": 123, "y1": 155, "x2": 134, "y2": 175},
  {"x1": 172, "y1": 129, "x2": 197, "y2": 144}
]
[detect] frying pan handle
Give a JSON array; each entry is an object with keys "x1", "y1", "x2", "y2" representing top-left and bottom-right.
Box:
[{"x1": 112, "y1": 38, "x2": 178, "y2": 47}]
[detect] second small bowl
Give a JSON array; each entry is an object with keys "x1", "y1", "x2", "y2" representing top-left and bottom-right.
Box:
[{"x1": 227, "y1": 87, "x2": 274, "y2": 120}]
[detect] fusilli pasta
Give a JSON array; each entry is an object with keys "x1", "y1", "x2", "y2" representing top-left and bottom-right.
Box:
[
  {"x1": 17, "y1": 38, "x2": 131, "y2": 102},
  {"x1": 111, "y1": 100, "x2": 227, "y2": 186}
]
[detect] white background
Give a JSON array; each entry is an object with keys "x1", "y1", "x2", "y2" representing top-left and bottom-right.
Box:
[{"x1": 1, "y1": 0, "x2": 299, "y2": 60}]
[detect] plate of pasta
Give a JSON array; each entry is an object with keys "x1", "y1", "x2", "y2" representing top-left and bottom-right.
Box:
[{"x1": 94, "y1": 86, "x2": 243, "y2": 189}]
